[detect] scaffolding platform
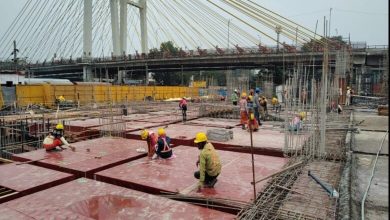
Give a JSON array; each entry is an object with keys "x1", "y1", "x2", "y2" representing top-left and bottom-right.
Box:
[
  {"x1": 0, "y1": 178, "x2": 235, "y2": 219},
  {"x1": 95, "y1": 146, "x2": 288, "y2": 204},
  {"x1": 11, "y1": 137, "x2": 147, "y2": 178},
  {"x1": 0, "y1": 163, "x2": 74, "y2": 203}
]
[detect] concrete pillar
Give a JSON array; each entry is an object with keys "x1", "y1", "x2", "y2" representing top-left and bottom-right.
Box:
[
  {"x1": 139, "y1": 0, "x2": 148, "y2": 53},
  {"x1": 83, "y1": 0, "x2": 93, "y2": 59},
  {"x1": 110, "y1": 0, "x2": 120, "y2": 56},
  {"x1": 119, "y1": 0, "x2": 127, "y2": 55},
  {"x1": 118, "y1": 70, "x2": 126, "y2": 84},
  {"x1": 83, "y1": 66, "x2": 93, "y2": 82}
]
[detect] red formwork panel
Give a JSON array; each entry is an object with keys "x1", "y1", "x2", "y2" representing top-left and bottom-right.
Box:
[
  {"x1": 11, "y1": 137, "x2": 147, "y2": 178},
  {"x1": 95, "y1": 146, "x2": 288, "y2": 204},
  {"x1": 127, "y1": 124, "x2": 292, "y2": 156},
  {"x1": 0, "y1": 163, "x2": 74, "y2": 203},
  {"x1": 0, "y1": 179, "x2": 235, "y2": 219}
]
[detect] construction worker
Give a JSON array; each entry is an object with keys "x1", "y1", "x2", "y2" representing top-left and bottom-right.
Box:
[
  {"x1": 259, "y1": 96, "x2": 268, "y2": 121},
  {"x1": 194, "y1": 132, "x2": 221, "y2": 191},
  {"x1": 345, "y1": 86, "x2": 351, "y2": 106},
  {"x1": 153, "y1": 128, "x2": 173, "y2": 159},
  {"x1": 57, "y1": 96, "x2": 65, "y2": 102},
  {"x1": 231, "y1": 89, "x2": 239, "y2": 106},
  {"x1": 337, "y1": 104, "x2": 343, "y2": 114},
  {"x1": 271, "y1": 97, "x2": 281, "y2": 113},
  {"x1": 179, "y1": 97, "x2": 188, "y2": 122},
  {"x1": 140, "y1": 129, "x2": 158, "y2": 158},
  {"x1": 247, "y1": 108, "x2": 259, "y2": 132},
  {"x1": 43, "y1": 123, "x2": 75, "y2": 152},
  {"x1": 289, "y1": 112, "x2": 305, "y2": 132},
  {"x1": 254, "y1": 88, "x2": 262, "y2": 126},
  {"x1": 239, "y1": 92, "x2": 248, "y2": 130}
]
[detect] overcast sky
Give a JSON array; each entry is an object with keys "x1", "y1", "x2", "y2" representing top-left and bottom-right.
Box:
[{"x1": 0, "y1": 0, "x2": 388, "y2": 60}]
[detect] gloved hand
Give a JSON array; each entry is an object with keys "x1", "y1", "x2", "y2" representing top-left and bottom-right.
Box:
[{"x1": 152, "y1": 153, "x2": 158, "y2": 160}]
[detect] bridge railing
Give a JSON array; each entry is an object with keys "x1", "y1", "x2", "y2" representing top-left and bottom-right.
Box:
[{"x1": 12, "y1": 43, "x2": 387, "y2": 69}]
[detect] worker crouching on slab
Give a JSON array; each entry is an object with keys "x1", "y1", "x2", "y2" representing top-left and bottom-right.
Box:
[
  {"x1": 153, "y1": 128, "x2": 173, "y2": 160},
  {"x1": 43, "y1": 123, "x2": 75, "y2": 152},
  {"x1": 289, "y1": 112, "x2": 305, "y2": 132},
  {"x1": 140, "y1": 129, "x2": 158, "y2": 158},
  {"x1": 247, "y1": 109, "x2": 259, "y2": 132},
  {"x1": 194, "y1": 132, "x2": 221, "y2": 191}
]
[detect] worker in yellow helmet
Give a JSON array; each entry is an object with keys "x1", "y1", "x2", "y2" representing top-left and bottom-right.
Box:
[
  {"x1": 194, "y1": 132, "x2": 221, "y2": 191},
  {"x1": 43, "y1": 123, "x2": 75, "y2": 152},
  {"x1": 58, "y1": 96, "x2": 65, "y2": 102},
  {"x1": 247, "y1": 107, "x2": 259, "y2": 131},
  {"x1": 239, "y1": 92, "x2": 248, "y2": 130},
  {"x1": 140, "y1": 129, "x2": 158, "y2": 158},
  {"x1": 153, "y1": 128, "x2": 173, "y2": 159},
  {"x1": 271, "y1": 97, "x2": 281, "y2": 113}
]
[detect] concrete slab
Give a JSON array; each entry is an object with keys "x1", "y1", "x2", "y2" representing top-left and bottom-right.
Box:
[
  {"x1": 354, "y1": 111, "x2": 389, "y2": 131},
  {"x1": 351, "y1": 154, "x2": 389, "y2": 219},
  {"x1": 12, "y1": 137, "x2": 147, "y2": 178},
  {"x1": 353, "y1": 131, "x2": 389, "y2": 155},
  {"x1": 95, "y1": 146, "x2": 288, "y2": 204},
  {"x1": 186, "y1": 117, "x2": 240, "y2": 128},
  {"x1": 0, "y1": 178, "x2": 235, "y2": 219},
  {"x1": 0, "y1": 163, "x2": 74, "y2": 203}
]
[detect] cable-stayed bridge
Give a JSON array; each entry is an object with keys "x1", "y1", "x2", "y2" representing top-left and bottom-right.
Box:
[{"x1": 0, "y1": 0, "x2": 387, "y2": 82}]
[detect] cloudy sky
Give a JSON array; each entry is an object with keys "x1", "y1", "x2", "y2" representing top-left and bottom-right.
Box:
[{"x1": 0, "y1": 0, "x2": 387, "y2": 60}]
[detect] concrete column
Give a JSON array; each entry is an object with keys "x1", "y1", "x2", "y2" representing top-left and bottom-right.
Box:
[
  {"x1": 118, "y1": 70, "x2": 126, "y2": 84},
  {"x1": 83, "y1": 0, "x2": 93, "y2": 59},
  {"x1": 110, "y1": 0, "x2": 120, "y2": 56},
  {"x1": 119, "y1": 0, "x2": 127, "y2": 55},
  {"x1": 139, "y1": 0, "x2": 148, "y2": 53},
  {"x1": 83, "y1": 66, "x2": 93, "y2": 82}
]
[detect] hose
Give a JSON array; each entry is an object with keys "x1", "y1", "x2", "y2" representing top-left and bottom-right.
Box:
[{"x1": 361, "y1": 130, "x2": 388, "y2": 220}]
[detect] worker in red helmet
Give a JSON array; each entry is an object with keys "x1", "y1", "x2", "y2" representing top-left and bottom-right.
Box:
[
  {"x1": 43, "y1": 123, "x2": 75, "y2": 152},
  {"x1": 179, "y1": 97, "x2": 188, "y2": 122}
]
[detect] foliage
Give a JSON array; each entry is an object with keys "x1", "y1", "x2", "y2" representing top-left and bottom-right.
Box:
[{"x1": 301, "y1": 35, "x2": 348, "y2": 52}]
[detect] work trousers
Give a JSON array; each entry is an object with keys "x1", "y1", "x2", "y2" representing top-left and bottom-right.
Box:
[
  {"x1": 254, "y1": 106, "x2": 261, "y2": 125},
  {"x1": 194, "y1": 171, "x2": 219, "y2": 185}
]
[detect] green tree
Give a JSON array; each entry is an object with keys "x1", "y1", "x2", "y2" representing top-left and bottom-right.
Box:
[{"x1": 302, "y1": 35, "x2": 348, "y2": 52}]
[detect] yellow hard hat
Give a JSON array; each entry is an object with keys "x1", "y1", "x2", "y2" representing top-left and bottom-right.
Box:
[
  {"x1": 194, "y1": 132, "x2": 207, "y2": 143},
  {"x1": 157, "y1": 128, "x2": 166, "y2": 136},
  {"x1": 272, "y1": 97, "x2": 278, "y2": 105},
  {"x1": 140, "y1": 129, "x2": 149, "y2": 140},
  {"x1": 241, "y1": 92, "x2": 247, "y2": 98},
  {"x1": 55, "y1": 123, "x2": 64, "y2": 130},
  {"x1": 347, "y1": 86, "x2": 350, "y2": 89},
  {"x1": 299, "y1": 112, "x2": 306, "y2": 119}
]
